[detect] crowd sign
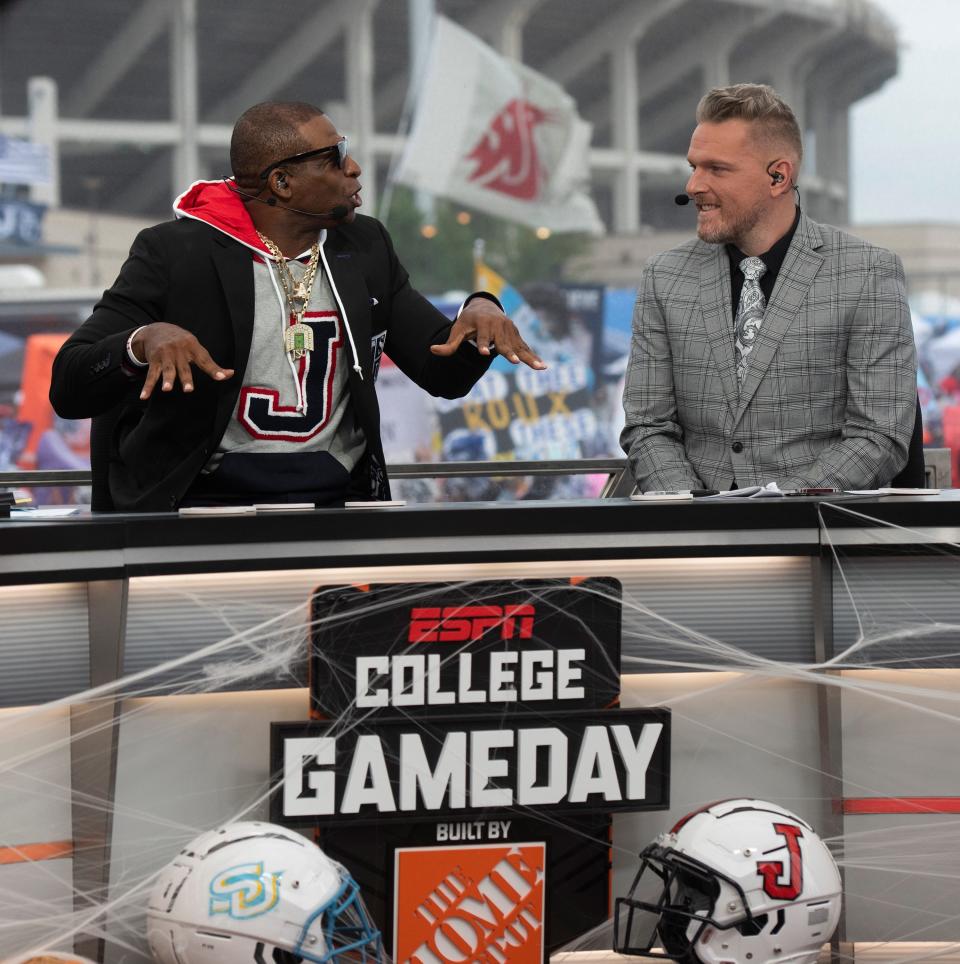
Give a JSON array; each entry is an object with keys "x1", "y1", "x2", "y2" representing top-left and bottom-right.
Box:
[
  {"x1": 270, "y1": 578, "x2": 670, "y2": 962},
  {"x1": 434, "y1": 362, "x2": 598, "y2": 461},
  {"x1": 0, "y1": 199, "x2": 45, "y2": 245}
]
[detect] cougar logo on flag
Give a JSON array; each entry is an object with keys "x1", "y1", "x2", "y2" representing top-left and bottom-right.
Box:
[
  {"x1": 466, "y1": 99, "x2": 548, "y2": 200},
  {"x1": 394, "y1": 842, "x2": 545, "y2": 963},
  {"x1": 393, "y1": 15, "x2": 603, "y2": 234}
]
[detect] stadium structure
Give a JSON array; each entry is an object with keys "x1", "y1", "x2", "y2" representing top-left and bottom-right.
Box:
[{"x1": 0, "y1": 0, "x2": 898, "y2": 234}]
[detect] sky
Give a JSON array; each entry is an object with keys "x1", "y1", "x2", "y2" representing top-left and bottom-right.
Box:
[{"x1": 850, "y1": 0, "x2": 959, "y2": 223}]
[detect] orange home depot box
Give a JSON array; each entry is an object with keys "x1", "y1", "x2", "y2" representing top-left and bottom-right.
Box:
[{"x1": 394, "y1": 842, "x2": 546, "y2": 964}]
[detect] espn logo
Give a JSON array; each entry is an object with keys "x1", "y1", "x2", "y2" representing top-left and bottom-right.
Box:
[{"x1": 408, "y1": 605, "x2": 535, "y2": 643}]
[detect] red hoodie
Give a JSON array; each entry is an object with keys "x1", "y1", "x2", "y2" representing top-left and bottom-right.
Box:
[{"x1": 173, "y1": 179, "x2": 303, "y2": 257}]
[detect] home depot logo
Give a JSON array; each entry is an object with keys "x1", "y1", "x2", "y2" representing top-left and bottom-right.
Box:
[
  {"x1": 408, "y1": 605, "x2": 535, "y2": 643},
  {"x1": 394, "y1": 842, "x2": 545, "y2": 964}
]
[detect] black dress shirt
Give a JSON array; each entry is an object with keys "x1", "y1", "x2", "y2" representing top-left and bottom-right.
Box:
[{"x1": 727, "y1": 206, "x2": 801, "y2": 319}]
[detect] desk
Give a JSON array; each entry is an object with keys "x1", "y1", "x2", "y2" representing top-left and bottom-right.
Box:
[{"x1": 2, "y1": 495, "x2": 959, "y2": 958}]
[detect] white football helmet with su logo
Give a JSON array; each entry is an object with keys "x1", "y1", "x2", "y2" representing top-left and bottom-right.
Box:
[
  {"x1": 147, "y1": 821, "x2": 381, "y2": 964},
  {"x1": 615, "y1": 799, "x2": 841, "y2": 964}
]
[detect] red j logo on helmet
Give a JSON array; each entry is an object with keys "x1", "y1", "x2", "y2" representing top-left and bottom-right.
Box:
[{"x1": 757, "y1": 822, "x2": 805, "y2": 900}]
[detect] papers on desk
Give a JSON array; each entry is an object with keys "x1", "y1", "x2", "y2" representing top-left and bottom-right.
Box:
[
  {"x1": 698, "y1": 483, "x2": 785, "y2": 500},
  {"x1": 699, "y1": 485, "x2": 940, "y2": 501},
  {"x1": 253, "y1": 503, "x2": 316, "y2": 511},
  {"x1": 844, "y1": 487, "x2": 940, "y2": 496},
  {"x1": 179, "y1": 505, "x2": 257, "y2": 516},
  {"x1": 631, "y1": 483, "x2": 786, "y2": 501},
  {"x1": 344, "y1": 500, "x2": 407, "y2": 508},
  {"x1": 179, "y1": 503, "x2": 318, "y2": 516},
  {"x1": 11, "y1": 506, "x2": 83, "y2": 518}
]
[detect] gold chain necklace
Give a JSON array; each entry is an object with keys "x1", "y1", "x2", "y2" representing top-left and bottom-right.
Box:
[{"x1": 257, "y1": 231, "x2": 321, "y2": 360}]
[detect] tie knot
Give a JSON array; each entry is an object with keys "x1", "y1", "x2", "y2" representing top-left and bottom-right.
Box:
[{"x1": 739, "y1": 256, "x2": 766, "y2": 282}]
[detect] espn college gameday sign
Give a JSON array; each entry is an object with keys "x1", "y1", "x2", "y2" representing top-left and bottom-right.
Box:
[{"x1": 270, "y1": 578, "x2": 670, "y2": 961}]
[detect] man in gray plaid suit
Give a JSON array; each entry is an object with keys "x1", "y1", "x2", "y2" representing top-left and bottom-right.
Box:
[{"x1": 621, "y1": 84, "x2": 916, "y2": 492}]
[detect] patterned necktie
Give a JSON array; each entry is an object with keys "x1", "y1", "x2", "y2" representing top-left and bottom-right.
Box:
[{"x1": 734, "y1": 256, "x2": 767, "y2": 385}]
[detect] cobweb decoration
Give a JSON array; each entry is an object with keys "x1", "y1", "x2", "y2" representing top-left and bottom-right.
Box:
[{"x1": 3, "y1": 503, "x2": 960, "y2": 963}]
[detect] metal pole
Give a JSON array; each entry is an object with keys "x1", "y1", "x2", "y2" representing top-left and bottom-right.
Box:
[
  {"x1": 27, "y1": 76, "x2": 60, "y2": 207},
  {"x1": 72, "y1": 579, "x2": 129, "y2": 962},
  {"x1": 347, "y1": 0, "x2": 377, "y2": 206},
  {"x1": 171, "y1": 0, "x2": 199, "y2": 192},
  {"x1": 811, "y1": 551, "x2": 851, "y2": 962},
  {"x1": 378, "y1": 0, "x2": 435, "y2": 224}
]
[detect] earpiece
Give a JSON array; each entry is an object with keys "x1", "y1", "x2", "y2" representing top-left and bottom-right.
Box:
[
  {"x1": 771, "y1": 172, "x2": 785, "y2": 184},
  {"x1": 276, "y1": 174, "x2": 288, "y2": 187}
]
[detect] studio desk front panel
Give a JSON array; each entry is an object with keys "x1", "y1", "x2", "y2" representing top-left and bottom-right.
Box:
[
  {"x1": 3, "y1": 494, "x2": 960, "y2": 953},
  {"x1": 3, "y1": 494, "x2": 959, "y2": 702}
]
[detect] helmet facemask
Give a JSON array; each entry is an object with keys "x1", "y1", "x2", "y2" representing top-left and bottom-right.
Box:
[
  {"x1": 615, "y1": 843, "x2": 751, "y2": 962},
  {"x1": 295, "y1": 872, "x2": 382, "y2": 963}
]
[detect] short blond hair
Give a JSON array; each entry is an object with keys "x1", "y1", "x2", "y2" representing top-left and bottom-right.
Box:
[{"x1": 696, "y1": 83, "x2": 803, "y2": 164}]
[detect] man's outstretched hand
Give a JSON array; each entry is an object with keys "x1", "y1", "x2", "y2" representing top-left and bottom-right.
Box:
[
  {"x1": 430, "y1": 299, "x2": 547, "y2": 370},
  {"x1": 132, "y1": 323, "x2": 235, "y2": 400}
]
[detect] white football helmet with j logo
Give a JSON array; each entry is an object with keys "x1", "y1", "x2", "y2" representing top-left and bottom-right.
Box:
[
  {"x1": 147, "y1": 821, "x2": 381, "y2": 964},
  {"x1": 615, "y1": 798, "x2": 841, "y2": 964}
]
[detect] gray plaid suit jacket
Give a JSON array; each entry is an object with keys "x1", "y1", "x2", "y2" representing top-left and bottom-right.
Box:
[{"x1": 620, "y1": 213, "x2": 917, "y2": 491}]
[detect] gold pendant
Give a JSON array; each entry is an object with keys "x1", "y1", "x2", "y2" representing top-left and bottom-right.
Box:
[
  {"x1": 284, "y1": 322, "x2": 314, "y2": 360},
  {"x1": 291, "y1": 281, "x2": 309, "y2": 314}
]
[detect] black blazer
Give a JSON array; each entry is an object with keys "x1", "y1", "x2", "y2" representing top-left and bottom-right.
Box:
[{"x1": 51, "y1": 215, "x2": 491, "y2": 511}]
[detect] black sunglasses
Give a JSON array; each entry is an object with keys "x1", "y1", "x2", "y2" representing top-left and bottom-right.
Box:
[{"x1": 258, "y1": 137, "x2": 348, "y2": 181}]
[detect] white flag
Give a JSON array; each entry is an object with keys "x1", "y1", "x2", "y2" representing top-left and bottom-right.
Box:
[{"x1": 395, "y1": 16, "x2": 604, "y2": 235}]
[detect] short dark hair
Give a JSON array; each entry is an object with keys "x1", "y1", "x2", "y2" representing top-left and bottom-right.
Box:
[
  {"x1": 230, "y1": 101, "x2": 325, "y2": 185},
  {"x1": 696, "y1": 84, "x2": 803, "y2": 164}
]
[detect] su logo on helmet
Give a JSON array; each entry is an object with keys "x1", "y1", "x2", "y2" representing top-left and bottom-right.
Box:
[{"x1": 209, "y1": 862, "x2": 282, "y2": 919}]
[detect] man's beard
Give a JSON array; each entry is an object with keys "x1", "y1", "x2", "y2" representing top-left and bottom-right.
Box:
[{"x1": 697, "y1": 197, "x2": 766, "y2": 247}]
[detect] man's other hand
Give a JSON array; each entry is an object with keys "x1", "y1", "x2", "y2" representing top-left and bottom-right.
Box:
[
  {"x1": 430, "y1": 299, "x2": 547, "y2": 370},
  {"x1": 133, "y1": 323, "x2": 235, "y2": 400}
]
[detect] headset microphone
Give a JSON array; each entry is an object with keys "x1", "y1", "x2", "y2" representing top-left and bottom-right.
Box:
[
  {"x1": 318, "y1": 204, "x2": 350, "y2": 219},
  {"x1": 674, "y1": 194, "x2": 691, "y2": 206},
  {"x1": 226, "y1": 181, "x2": 350, "y2": 219},
  {"x1": 276, "y1": 201, "x2": 350, "y2": 219}
]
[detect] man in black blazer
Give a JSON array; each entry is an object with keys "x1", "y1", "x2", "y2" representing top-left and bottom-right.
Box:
[{"x1": 50, "y1": 101, "x2": 544, "y2": 512}]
